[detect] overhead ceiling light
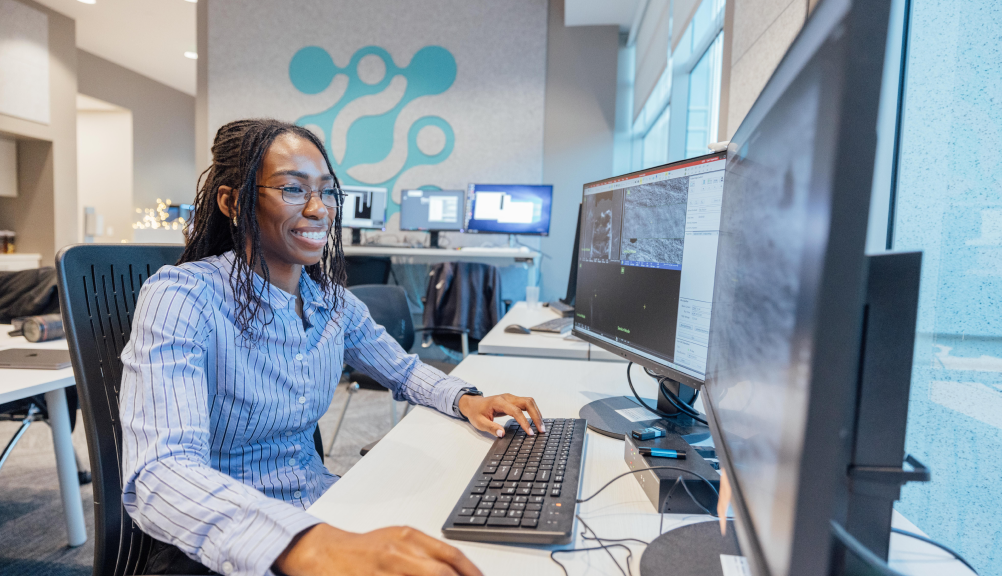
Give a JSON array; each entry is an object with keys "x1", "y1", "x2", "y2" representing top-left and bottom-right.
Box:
[
  {"x1": 184, "y1": 51, "x2": 198, "y2": 60},
  {"x1": 185, "y1": 0, "x2": 197, "y2": 3},
  {"x1": 77, "y1": 0, "x2": 97, "y2": 4}
]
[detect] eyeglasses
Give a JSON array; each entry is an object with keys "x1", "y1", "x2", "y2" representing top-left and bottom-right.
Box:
[{"x1": 257, "y1": 184, "x2": 346, "y2": 209}]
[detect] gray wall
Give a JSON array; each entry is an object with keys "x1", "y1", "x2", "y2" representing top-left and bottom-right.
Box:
[
  {"x1": 77, "y1": 50, "x2": 197, "y2": 211},
  {"x1": 726, "y1": 0, "x2": 812, "y2": 138},
  {"x1": 0, "y1": 0, "x2": 77, "y2": 265},
  {"x1": 540, "y1": 0, "x2": 618, "y2": 302}
]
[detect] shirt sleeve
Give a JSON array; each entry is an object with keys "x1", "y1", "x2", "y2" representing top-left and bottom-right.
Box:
[
  {"x1": 119, "y1": 267, "x2": 321, "y2": 576},
  {"x1": 341, "y1": 290, "x2": 469, "y2": 418}
]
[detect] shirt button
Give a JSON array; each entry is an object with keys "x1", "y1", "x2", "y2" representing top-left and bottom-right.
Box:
[
  {"x1": 293, "y1": 490, "x2": 302, "y2": 498},
  {"x1": 221, "y1": 561, "x2": 234, "y2": 575},
  {"x1": 295, "y1": 353, "x2": 304, "y2": 361},
  {"x1": 289, "y1": 458, "x2": 296, "y2": 466},
  {"x1": 285, "y1": 431, "x2": 294, "y2": 436},
  {"x1": 298, "y1": 396, "x2": 306, "y2": 404},
  {"x1": 294, "y1": 444, "x2": 301, "y2": 450}
]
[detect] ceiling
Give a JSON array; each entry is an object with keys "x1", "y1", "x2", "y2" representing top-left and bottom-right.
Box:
[
  {"x1": 34, "y1": 0, "x2": 196, "y2": 96},
  {"x1": 564, "y1": 0, "x2": 642, "y2": 31}
]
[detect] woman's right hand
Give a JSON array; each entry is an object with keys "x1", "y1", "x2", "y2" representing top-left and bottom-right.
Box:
[{"x1": 273, "y1": 523, "x2": 483, "y2": 576}]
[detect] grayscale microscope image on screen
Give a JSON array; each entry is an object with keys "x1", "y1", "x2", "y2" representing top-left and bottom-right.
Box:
[{"x1": 342, "y1": 186, "x2": 387, "y2": 229}]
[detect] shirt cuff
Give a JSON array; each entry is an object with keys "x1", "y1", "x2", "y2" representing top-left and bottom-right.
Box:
[
  {"x1": 202, "y1": 498, "x2": 323, "y2": 576},
  {"x1": 441, "y1": 376, "x2": 472, "y2": 419}
]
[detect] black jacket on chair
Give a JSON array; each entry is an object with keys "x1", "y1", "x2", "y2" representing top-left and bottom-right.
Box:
[
  {"x1": 422, "y1": 262, "x2": 502, "y2": 352},
  {"x1": 0, "y1": 267, "x2": 60, "y2": 323}
]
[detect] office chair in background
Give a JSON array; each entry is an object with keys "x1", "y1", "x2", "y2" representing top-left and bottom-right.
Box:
[
  {"x1": 344, "y1": 255, "x2": 393, "y2": 286},
  {"x1": 56, "y1": 244, "x2": 325, "y2": 576}
]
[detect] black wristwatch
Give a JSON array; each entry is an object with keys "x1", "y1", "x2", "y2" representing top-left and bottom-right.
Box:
[{"x1": 453, "y1": 387, "x2": 483, "y2": 418}]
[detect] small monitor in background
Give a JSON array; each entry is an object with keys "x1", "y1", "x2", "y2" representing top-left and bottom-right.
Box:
[
  {"x1": 341, "y1": 186, "x2": 388, "y2": 245},
  {"x1": 465, "y1": 184, "x2": 553, "y2": 236},
  {"x1": 400, "y1": 188, "x2": 466, "y2": 248},
  {"x1": 164, "y1": 204, "x2": 194, "y2": 223}
]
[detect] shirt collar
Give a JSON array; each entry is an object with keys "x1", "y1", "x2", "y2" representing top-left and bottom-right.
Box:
[{"x1": 218, "y1": 251, "x2": 330, "y2": 312}]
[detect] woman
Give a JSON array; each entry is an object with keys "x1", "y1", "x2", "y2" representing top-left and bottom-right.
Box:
[{"x1": 120, "y1": 119, "x2": 544, "y2": 576}]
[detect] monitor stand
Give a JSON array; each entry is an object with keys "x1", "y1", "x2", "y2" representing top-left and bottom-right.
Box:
[
  {"x1": 351, "y1": 229, "x2": 362, "y2": 246},
  {"x1": 640, "y1": 520, "x2": 740, "y2": 576},
  {"x1": 429, "y1": 231, "x2": 441, "y2": 248},
  {"x1": 578, "y1": 378, "x2": 710, "y2": 442}
]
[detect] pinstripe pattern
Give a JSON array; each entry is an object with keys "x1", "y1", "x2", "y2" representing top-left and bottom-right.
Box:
[{"x1": 119, "y1": 252, "x2": 468, "y2": 576}]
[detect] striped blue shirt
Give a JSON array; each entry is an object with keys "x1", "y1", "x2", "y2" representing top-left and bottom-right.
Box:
[{"x1": 119, "y1": 252, "x2": 469, "y2": 576}]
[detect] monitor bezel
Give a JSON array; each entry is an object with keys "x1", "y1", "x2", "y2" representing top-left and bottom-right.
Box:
[
  {"x1": 699, "y1": 0, "x2": 891, "y2": 574},
  {"x1": 398, "y1": 188, "x2": 467, "y2": 232},
  {"x1": 341, "y1": 185, "x2": 388, "y2": 230},
  {"x1": 570, "y1": 151, "x2": 728, "y2": 389},
  {"x1": 464, "y1": 184, "x2": 554, "y2": 236}
]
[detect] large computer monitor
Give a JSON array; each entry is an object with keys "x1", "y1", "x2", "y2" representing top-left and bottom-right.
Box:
[
  {"x1": 465, "y1": 184, "x2": 553, "y2": 236},
  {"x1": 399, "y1": 188, "x2": 465, "y2": 248},
  {"x1": 571, "y1": 152, "x2": 726, "y2": 438},
  {"x1": 640, "y1": 0, "x2": 897, "y2": 575},
  {"x1": 341, "y1": 185, "x2": 387, "y2": 244}
]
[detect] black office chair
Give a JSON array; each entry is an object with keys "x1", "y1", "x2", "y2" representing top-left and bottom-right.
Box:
[
  {"x1": 329, "y1": 284, "x2": 456, "y2": 454},
  {"x1": 345, "y1": 256, "x2": 393, "y2": 286},
  {"x1": 421, "y1": 262, "x2": 506, "y2": 357},
  {"x1": 56, "y1": 244, "x2": 324, "y2": 576}
]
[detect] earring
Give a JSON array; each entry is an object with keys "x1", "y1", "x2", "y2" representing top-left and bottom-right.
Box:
[{"x1": 232, "y1": 215, "x2": 238, "y2": 226}]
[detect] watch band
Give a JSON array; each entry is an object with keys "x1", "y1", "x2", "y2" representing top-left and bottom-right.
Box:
[{"x1": 454, "y1": 386, "x2": 483, "y2": 418}]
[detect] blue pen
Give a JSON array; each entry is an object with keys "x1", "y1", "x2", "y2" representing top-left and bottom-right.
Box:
[{"x1": 639, "y1": 447, "x2": 686, "y2": 459}]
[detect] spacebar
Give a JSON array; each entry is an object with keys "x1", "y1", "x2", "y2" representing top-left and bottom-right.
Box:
[{"x1": 486, "y1": 517, "x2": 521, "y2": 526}]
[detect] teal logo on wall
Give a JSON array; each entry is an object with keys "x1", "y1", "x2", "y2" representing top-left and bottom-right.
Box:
[{"x1": 289, "y1": 46, "x2": 457, "y2": 217}]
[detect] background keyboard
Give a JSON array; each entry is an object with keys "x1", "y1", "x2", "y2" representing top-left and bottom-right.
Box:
[
  {"x1": 441, "y1": 418, "x2": 587, "y2": 544},
  {"x1": 530, "y1": 317, "x2": 573, "y2": 334}
]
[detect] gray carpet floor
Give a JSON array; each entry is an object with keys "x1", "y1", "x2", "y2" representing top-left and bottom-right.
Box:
[{"x1": 0, "y1": 383, "x2": 418, "y2": 576}]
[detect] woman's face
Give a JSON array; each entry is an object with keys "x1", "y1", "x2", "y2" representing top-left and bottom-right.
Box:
[{"x1": 252, "y1": 133, "x2": 335, "y2": 268}]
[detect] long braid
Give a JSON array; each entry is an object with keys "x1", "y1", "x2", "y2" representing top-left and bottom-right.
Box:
[{"x1": 180, "y1": 119, "x2": 347, "y2": 341}]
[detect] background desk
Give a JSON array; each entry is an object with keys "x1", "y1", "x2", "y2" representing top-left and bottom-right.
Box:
[
  {"x1": 308, "y1": 356, "x2": 972, "y2": 575},
  {"x1": 344, "y1": 246, "x2": 542, "y2": 285},
  {"x1": 478, "y1": 302, "x2": 627, "y2": 362},
  {"x1": 0, "y1": 325, "x2": 86, "y2": 547}
]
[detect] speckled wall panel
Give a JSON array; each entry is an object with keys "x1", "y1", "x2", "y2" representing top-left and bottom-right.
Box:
[{"x1": 892, "y1": 0, "x2": 1002, "y2": 573}]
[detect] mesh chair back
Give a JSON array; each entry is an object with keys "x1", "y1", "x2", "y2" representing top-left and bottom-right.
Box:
[
  {"x1": 349, "y1": 284, "x2": 414, "y2": 351},
  {"x1": 345, "y1": 256, "x2": 392, "y2": 286},
  {"x1": 56, "y1": 244, "x2": 183, "y2": 576}
]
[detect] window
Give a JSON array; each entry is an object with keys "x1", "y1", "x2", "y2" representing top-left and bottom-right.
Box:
[
  {"x1": 885, "y1": 2, "x2": 1001, "y2": 575},
  {"x1": 685, "y1": 32, "x2": 723, "y2": 158}
]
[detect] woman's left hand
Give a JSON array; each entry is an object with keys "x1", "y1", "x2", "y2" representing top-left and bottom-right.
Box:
[{"x1": 457, "y1": 393, "x2": 546, "y2": 438}]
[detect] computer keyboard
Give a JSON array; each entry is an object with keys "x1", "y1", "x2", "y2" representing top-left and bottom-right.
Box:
[
  {"x1": 441, "y1": 417, "x2": 587, "y2": 545},
  {"x1": 529, "y1": 317, "x2": 573, "y2": 334}
]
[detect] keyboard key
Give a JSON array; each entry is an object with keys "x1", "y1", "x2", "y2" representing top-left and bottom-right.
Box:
[
  {"x1": 522, "y1": 473, "x2": 536, "y2": 482},
  {"x1": 483, "y1": 466, "x2": 497, "y2": 473},
  {"x1": 501, "y1": 487, "x2": 516, "y2": 495},
  {"x1": 554, "y1": 475, "x2": 563, "y2": 483},
  {"x1": 510, "y1": 502, "x2": 526, "y2": 510},
  {"x1": 495, "y1": 466, "x2": 511, "y2": 481},
  {"x1": 463, "y1": 495, "x2": 481, "y2": 508},
  {"x1": 504, "y1": 482, "x2": 518, "y2": 488},
  {"x1": 487, "y1": 517, "x2": 521, "y2": 527},
  {"x1": 458, "y1": 508, "x2": 474, "y2": 516},
  {"x1": 529, "y1": 496, "x2": 545, "y2": 504},
  {"x1": 475, "y1": 509, "x2": 492, "y2": 517},
  {"x1": 509, "y1": 468, "x2": 523, "y2": 481},
  {"x1": 539, "y1": 470, "x2": 551, "y2": 481},
  {"x1": 517, "y1": 487, "x2": 532, "y2": 495},
  {"x1": 477, "y1": 501, "x2": 493, "y2": 509},
  {"x1": 524, "y1": 510, "x2": 540, "y2": 519},
  {"x1": 550, "y1": 488, "x2": 561, "y2": 497},
  {"x1": 518, "y1": 482, "x2": 533, "y2": 489},
  {"x1": 489, "y1": 481, "x2": 503, "y2": 489},
  {"x1": 533, "y1": 482, "x2": 548, "y2": 489},
  {"x1": 488, "y1": 460, "x2": 500, "y2": 467},
  {"x1": 507, "y1": 509, "x2": 523, "y2": 518},
  {"x1": 490, "y1": 509, "x2": 507, "y2": 517},
  {"x1": 553, "y1": 483, "x2": 562, "y2": 490},
  {"x1": 520, "y1": 518, "x2": 538, "y2": 528},
  {"x1": 482, "y1": 495, "x2": 497, "y2": 502},
  {"x1": 498, "y1": 495, "x2": 513, "y2": 502},
  {"x1": 526, "y1": 503, "x2": 543, "y2": 511},
  {"x1": 514, "y1": 496, "x2": 528, "y2": 503},
  {"x1": 494, "y1": 500, "x2": 510, "y2": 509},
  {"x1": 470, "y1": 486, "x2": 486, "y2": 494},
  {"x1": 531, "y1": 488, "x2": 547, "y2": 496},
  {"x1": 455, "y1": 516, "x2": 487, "y2": 526}
]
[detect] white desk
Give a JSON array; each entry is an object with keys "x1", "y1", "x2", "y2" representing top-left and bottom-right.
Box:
[
  {"x1": 308, "y1": 356, "x2": 971, "y2": 575},
  {"x1": 344, "y1": 246, "x2": 541, "y2": 285},
  {"x1": 478, "y1": 302, "x2": 627, "y2": 362},
  {"x1": 0, "y1": 325, "x2": 87, "y2": 547}
]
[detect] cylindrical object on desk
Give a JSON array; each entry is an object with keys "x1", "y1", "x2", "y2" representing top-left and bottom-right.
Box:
[
  {"x1": 0, "y1": 230, "x2": 14, "y2": 253},
  {"x1": 21, "y1": 313, "x2": 65, "y2": 342},
  {"x1": 526, "y1": 286, "x2": 540, "y2": 309}
]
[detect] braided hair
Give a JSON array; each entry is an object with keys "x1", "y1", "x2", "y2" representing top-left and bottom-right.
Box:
[{"x1": 179, "y1": 119, "x2": 347, "y2": 339}]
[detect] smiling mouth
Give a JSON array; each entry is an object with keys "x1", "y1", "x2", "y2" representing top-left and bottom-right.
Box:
[{"x1": 292, "y1": 230, "x2": 328, "y2": 241}]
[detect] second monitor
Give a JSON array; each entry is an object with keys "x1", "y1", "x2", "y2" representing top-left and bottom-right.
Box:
[
  {"x1": 399, "y1": 188, "x2": 465, "y2": 248},
  {"x1": 465, "y1": 184, "x2": 553, "y2": 236},
  {"x1": 342, "y1": 185, "x2": 388, "y2": 245}
]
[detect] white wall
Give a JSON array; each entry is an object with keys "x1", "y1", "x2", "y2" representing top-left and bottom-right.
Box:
[{"x1": 77, "y1": 109, "x2": 133, "y2": 243}]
